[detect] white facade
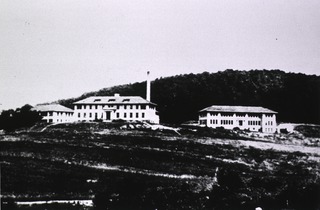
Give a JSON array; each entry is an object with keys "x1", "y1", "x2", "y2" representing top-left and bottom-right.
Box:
[
  {"x1": 199, "y1": 105, "x2": 277, "y2": 133},
  {"x1": 73, "y1": 94, "x2": 159, "y2": 124},
  {"x1": 33, "y1": 104, "x2": 74, "y2": 123}
]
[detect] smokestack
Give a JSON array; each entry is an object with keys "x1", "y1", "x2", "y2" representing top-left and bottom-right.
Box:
[{"x1": 146, "y1": 71, "x2": 151, "y2": 101}]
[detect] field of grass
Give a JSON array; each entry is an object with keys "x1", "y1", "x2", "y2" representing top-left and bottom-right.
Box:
[{"x1": 1, "y1": 122, "x2": 320, "y2": 209}]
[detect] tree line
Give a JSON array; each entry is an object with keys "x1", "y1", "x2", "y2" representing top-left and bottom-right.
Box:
[
  {"x1": 58, "y1": 69, "x2": 320, "y2": 124},
  {"x1": 0, "y1": 104, "x2": 41, "y2": 131}
]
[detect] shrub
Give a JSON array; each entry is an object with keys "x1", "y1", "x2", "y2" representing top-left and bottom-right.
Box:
[{"x1": 295, "y1": 125, "x2": 320, "y2": 138}]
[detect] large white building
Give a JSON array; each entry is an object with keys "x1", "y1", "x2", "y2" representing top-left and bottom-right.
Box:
[
  {"x1": 73, "y1": 71, "x2": 159, "y2": 124},
  {"x1": 73, "y1": 94, "x2": 159, "y2": 123},
  {"x1": 33, "y1": 104, "x2": 74, "y2": 123},
  {"x1": 199, "y1": 105, "x2": 277, "y2": 133}
]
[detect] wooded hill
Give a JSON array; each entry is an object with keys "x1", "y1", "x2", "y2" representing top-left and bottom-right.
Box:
[{"x1": 58, "y1": 70, "x2": 320, "y2": 124}]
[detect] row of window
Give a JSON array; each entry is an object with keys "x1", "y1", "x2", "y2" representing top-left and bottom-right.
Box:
[
  {"x1": 220, "y1": 114, "x2": 233, "y2": 117},
  {"x1": 47, "y1": 119, "x2": 71, "y2": 123},
  {"x1": 120, "y1": 112, "x2": 145, "y2": 119},
  {"x1": 202, "y1": 113, "x2": 274, "y2": 118},
  {"x1": 213, "y1": 113, "x2": 260, "y2": 118},
  {"x1": 77, "y1": 112, "x2": 145, "y2": 119},
  {"x1": 248, "y1": 121, "x2": 261, "y2": 126},
  {"x1": 221, "y1": 120, "x2": 234, "y2": 125},
  {"x1": 247, "y1": 114, "x2": 260, "y2": 118},
  {"x1": 78, "y1": 113, "x2": 102, "y2": 119},
  {"x1": 45, "y1": 112, "x2": 73, "y2": 117},
  {"x1": 210, "y1": 119, "x2": 218, "y2": 124},
  {"x1": 207, "y1": 119, "x2": 263, "y2": 126},
  {"x1": 75, "y1": 104, "x2": 148, "y2": 110}
]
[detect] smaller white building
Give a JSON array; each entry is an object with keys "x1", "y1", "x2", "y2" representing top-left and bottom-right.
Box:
[
  {"x1": 199, "y1": 105, "x2": 277, "y2": 133},
  {"x1": 33, "y1": 104, "x2": 74, "y2": 123}
]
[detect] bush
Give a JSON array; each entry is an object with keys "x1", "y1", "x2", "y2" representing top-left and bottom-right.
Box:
[{"x1": 295, "y1": 125, "x2": 320, "y2": 138}]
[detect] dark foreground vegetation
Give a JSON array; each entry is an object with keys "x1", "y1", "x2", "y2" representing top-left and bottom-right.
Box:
[
  {"x1": 0, "y1": 104, "x2": 41, "y2": 132},
  {"x1": 1, "y1": 122, "x2": 320, "y2": 210},
  {"x1": 57, "y1": 69, "x2": 320, "y2": 124}
]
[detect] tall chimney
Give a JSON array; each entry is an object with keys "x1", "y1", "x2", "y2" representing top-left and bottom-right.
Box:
[{"x1": 146, "y1": 71, "x2": 151, "y2": 101}]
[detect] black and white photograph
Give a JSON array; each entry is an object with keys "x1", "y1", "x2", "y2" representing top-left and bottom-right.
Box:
[{"x1": 1, "y1": 0, "x2": 319, "y2": 209}]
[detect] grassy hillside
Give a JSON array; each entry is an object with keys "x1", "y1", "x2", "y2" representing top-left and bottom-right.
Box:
[
  {"x1": 57, "y1": 70, "x2": 320, "y2": 124},
  {"x1": 1, "y1": 122, "x2": 320, "y2": 209}
]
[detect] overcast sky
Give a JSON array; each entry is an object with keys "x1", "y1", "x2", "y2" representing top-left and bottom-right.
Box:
[{"x1": 1, "y1": 0, "x2": 320, "y2": 110}]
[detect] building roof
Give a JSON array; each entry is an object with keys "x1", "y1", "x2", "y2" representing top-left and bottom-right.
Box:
[
  {"x1": 73, "y1": 95, "x2": 156, "y2": 105},
  {"x1": 32, "y1": 104, "x2": 74, "y2": 113},
  {"x1": 199, "y1": 105, "x2": 277, "y2": 114}
]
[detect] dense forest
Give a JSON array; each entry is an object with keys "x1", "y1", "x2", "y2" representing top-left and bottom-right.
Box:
[{"x1": 57, "y1": 69, "x2": 320, "y2": 124}]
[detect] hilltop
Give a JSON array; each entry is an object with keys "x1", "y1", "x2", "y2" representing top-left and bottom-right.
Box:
[{"x1": 57, "y1": 69, "x2": 320, "y2": 124}]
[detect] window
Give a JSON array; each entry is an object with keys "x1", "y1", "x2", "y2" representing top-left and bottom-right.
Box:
[
  {"x1": 117, "y1": 105, "x2": 119, "y2": 109},
  {"x1": 124, "y1": 105, "x2": 127, "y2": 109},
  {"x1": 130, "y1": 113, "x2": 133, "y2": 118},
  {"x1": 84, "y1": 113, "x2": 86, "y2": 118},
  {"x1": 124, "y1": 113, "x2": 127, "y2": 118},
  {"x1": 122, "y1": 99, "x2": 130, "y2": 102},
  {"x1": 108, "y1": 99, "x2": 115, "y2": 102},
  {"x1": 136, "y1": 113, "x2": 139, "y2": 118},
  {"x1": 141, "y1": 105, "x2": 146, "y2": 110},
  {"x1": 142, "y1": 113, "x2": 145, "y2": 118},
  {"x1": 94, "y1": 99, "x2": 101, "y2": 102},
  {"x1": 89, "y1": 113, "x2": 92, "y2": 118},
  {"x1": 78, "y1": 113, "x2": 80, "y2": 118},
  {"x1": 116, "y1": 113, "x2": 120, "y2": 118}
]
